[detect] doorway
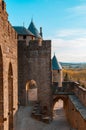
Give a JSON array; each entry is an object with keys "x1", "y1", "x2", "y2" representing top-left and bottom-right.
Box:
[{"x1": 26, "y1": 80, "x2": 38, "y2": 105}]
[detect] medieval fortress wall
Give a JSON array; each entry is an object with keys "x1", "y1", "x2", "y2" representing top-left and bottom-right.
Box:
[
  {"x1": 18, "y1": 39, "x2": 52, "y2": 116},
  {"x1": 0, "y1": 1, "x2": 18, "y2": 130}
]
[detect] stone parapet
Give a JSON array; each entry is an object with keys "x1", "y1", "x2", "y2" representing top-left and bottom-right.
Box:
[{"x1": 29, "y1": 40, "x2": 51, "y2": 49}]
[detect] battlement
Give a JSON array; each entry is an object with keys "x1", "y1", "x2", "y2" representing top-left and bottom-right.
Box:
[{"x1": 29, "y1": 40, "x2": 51, "y2": 49}]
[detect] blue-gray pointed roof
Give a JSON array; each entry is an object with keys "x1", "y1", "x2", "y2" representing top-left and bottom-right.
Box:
[
  {"x1": 28, "y1": 20, "x2": 41, "y2": 38},
  {"x1": 13, "y1": 26, "x2": 34, "y2": 36},
  {"x1": 52, "y1": 55, "x2": 62, "y2": 70}
]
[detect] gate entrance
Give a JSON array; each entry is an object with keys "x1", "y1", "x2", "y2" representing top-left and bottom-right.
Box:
[{"x1": 26, "y1": 80, "x2": 38, "y2": 105}]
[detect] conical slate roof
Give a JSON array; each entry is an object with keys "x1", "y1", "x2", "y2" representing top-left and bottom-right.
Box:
[
  {"x1": 28, "y1": 20, "x2": 41, "y2": 38},
  {"x1": 52, "y1": 55, "x2": 62, "y2": 70},
  {"x1": 13, "y1": 26, "x2": 34, "y2": 36}
]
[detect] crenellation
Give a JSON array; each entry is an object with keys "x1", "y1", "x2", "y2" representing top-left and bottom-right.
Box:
[{"x1": 29, "y1": 40, "x2": 51, "y2": 48}]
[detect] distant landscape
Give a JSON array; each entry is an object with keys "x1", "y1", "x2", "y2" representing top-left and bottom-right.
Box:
[
  {"x1": 61, "y1": 62, "x2": 86, "y2": 88},
  {"x1": 60, "y1": 62, "x2": 86, "y2": 69}
]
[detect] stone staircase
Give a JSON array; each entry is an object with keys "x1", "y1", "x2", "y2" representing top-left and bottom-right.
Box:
[{"x1": 31, "y1": 102, "x2": 51, "y2": 123}]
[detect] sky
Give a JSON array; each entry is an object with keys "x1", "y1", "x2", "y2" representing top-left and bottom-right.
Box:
[{"x1": 5, "y1": 0, "x2": 86, "y2": 62}]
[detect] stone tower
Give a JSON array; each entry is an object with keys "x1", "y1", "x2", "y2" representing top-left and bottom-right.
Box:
[
  {"x1": 13, "y1": 21, "x2": 52, "y2": 116},
  {"x1": 28, "y1": 40, "x2": 52, "y2": 115},
  {"x1": 52, "y1": 54, "x2": 63, "y2": 87}
]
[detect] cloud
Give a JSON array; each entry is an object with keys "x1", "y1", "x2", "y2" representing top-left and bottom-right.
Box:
[
  {"x1": 53, "y1": 38, "x2": 86, "y2": 47},
  {"x1": 52, "y1": 37, "x2": 86, "y2": 62},
  {"x1": 55, "y1": 29, "x2": 86, "y2": 38}
]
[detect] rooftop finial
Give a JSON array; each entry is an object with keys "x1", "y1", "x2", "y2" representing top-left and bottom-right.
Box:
[{"x1": 54, "y1": 52, "x2": 55, "y2": 56}]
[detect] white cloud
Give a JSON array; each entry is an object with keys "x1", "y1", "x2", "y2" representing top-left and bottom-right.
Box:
[
  {"x1": 52, "y1": 38, "x2": 86, "y2": 48},
  {"x1": 56, "y1": 29, "x2": 86, "y2": 38},
  {"x1": 52, "y1": 37, "x2": 86, "y2": 62}
]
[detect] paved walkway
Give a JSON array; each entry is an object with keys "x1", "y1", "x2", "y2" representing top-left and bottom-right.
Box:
[{"x1": 15, "y1": 100, "x2": 71, "y2": 130}]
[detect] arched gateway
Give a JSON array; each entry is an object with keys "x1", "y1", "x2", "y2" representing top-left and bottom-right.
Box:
[{"x1": 26, "y1": 80, "x2": 38, "y2": 105}]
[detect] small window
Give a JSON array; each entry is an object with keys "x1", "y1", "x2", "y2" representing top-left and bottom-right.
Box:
[{"x1": 23, "y1": 35, "x2": 26, "y2": 39}]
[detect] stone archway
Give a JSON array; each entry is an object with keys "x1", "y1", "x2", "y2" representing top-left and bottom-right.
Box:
[
  {"x1": 52, "y1": 96, "x2": 70, "y2": 129},
  {"x1": 53, "y1": 99, "x2": 64, "y2": 119},
  {"x1": 0, "y1": 46, "x2": 4, "y2": 130},
  {"x1": 53, "y1": 95, "x2": 68, "y2": 118},
  {"x1": 8, "y1": 62, "x2": 13, "y2": 130},
  {"x1": 26, "y1": 80, "x2": 38, "y2": 105},
  {"x1": 53, "y1": 95, "x2": 68, "y2": 107}
]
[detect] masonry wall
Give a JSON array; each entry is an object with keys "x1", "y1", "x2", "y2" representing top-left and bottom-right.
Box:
[
  {"x1": 65, "y1": 98, "x2": 86, "y2": 130},
  {"x1": 0, "y1": 1, "x2": 18, "y2": 130},
  {"x1": 28, "y1": 40, "x2": 52, "y2": 116},
  {"x1": 18, "y1": 40, "x2": 29, "y2": 105},
  {"x1": 18, "y1": 39, "x2": 52, "y2": 116}
]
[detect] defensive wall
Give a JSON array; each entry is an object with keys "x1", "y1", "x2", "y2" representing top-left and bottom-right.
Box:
[{"x1": 0, "y1": 1, "x2": 18, "y2": 130}]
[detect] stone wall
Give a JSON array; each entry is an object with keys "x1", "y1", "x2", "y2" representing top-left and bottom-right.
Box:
[
  {"x1": 28, "y1": 40, "x2": 52, "y2": 116},
  {"x1": 0, "y1": 1, "x2": 18, "y2": 130},
  {"x1": 18, "y1": 39, "x2": 52, "y2": 116},
  {"x1": 64, "y1": 96, "x2": 86, "y2": 130}
]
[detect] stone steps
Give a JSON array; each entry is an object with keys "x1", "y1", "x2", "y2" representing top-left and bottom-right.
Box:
[{"x1": 31, "y1": 102, "x2": 51, "y2": 123}]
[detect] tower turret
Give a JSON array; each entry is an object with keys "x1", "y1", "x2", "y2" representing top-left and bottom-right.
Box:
[
  {"x1": 52, "y1": 54, "x2": 63, "y2": 87},
  {"x1": 28, "y1": 20, "x2": 42, "y2": 40}
]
